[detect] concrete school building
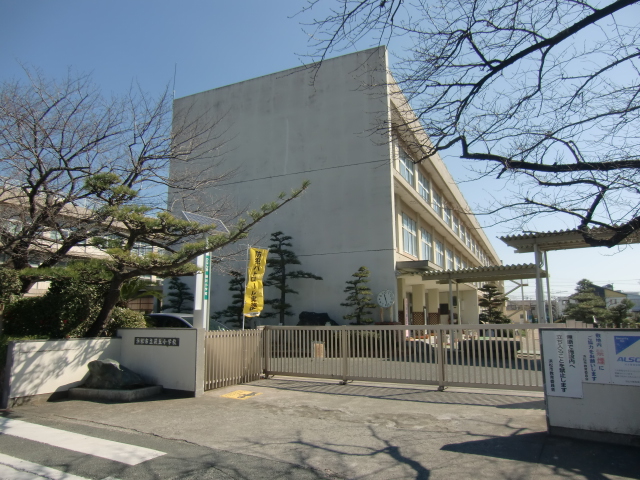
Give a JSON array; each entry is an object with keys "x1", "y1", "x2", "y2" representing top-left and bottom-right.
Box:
[{"x1": 171, "y1": 46, "x2": 502, "y2": 326}]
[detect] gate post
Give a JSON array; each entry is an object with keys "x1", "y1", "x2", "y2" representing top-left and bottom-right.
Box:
[
  {"x1": 340, "y1": 327, "x2": 349, "y2": 384},
  {"x1": 259, "y1": 326, "x2": 270, "y2": 377},
  {"x1": 436, "y1": 327, "x2": 446, "y2": 391}
]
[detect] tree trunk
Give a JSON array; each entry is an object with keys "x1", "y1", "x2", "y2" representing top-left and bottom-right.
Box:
[
  {"x1": 85, "y1": 275, "x2": 125, "y2": 337},
  {"x1": 279, "y1": 268, "x2": 286, "y2": 326}
]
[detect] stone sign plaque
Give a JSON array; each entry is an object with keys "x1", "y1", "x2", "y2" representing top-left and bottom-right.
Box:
[{"x1": 134, "y1": 337, "x2": 180, "y2": 347}]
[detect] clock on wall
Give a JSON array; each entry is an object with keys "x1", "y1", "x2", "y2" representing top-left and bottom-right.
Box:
[{"x1": 377, "y1": 290, "x2": 396, "y2": 308}]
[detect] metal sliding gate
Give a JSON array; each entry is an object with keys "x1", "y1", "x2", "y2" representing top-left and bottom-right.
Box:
[
  {"x1": 262, "y1": 324, "x2": 553, "y2": 391},
  {"x1": 204, "y1": 329, "x2": 263, "y2": 390},
  {"x1": 204, "y1": 323, "x2": 588, "y2": 392}
]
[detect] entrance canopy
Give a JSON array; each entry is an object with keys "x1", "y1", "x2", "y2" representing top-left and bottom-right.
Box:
[
  {"x1": 396, "y1": 261, "x2": 547, "y2": 284},
  {"x1": 500, "y1": 227, "x2": 640, "y2": 323},
  {"x1": 500, "y1": 227, "x2": 640, "y2": 253},
  {"x1": 396, "y1": 261, "x2": 547, "y2": 324}
]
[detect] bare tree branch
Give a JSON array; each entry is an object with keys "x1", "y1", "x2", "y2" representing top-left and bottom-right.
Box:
[{"x1": 304, "y1": 0, "x2": 640, "y2": 246}]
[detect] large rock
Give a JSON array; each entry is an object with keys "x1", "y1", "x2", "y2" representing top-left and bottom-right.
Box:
[{"x1": 83, "y1": 359, "x2": 145, "y2": 390}]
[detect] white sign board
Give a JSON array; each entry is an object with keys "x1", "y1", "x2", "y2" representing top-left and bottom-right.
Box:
[{"x1": 541, "y1": 330, "x2": 640, "y2": 398}]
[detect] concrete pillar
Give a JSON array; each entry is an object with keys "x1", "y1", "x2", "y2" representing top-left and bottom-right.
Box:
[
  {"x1": 412, "y1": 284, "x2": 426, "y2": 324},
  {"x1": 460, "y1": 290, "x2": 479, "y2": 324},
  {"x1": 426, "y1": 287, "x2": 439, "y2": 325},
  {"x1": 412, "y1": 284, "x2": 426, "y2": 310},
  {"x1": 427, "y1": 288, "x2": 439, "y2": 313},
  {"x1": 396, "y1": 277, "x2": 406, "y2": 323}
]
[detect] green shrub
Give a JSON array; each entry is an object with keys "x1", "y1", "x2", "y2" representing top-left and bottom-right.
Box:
[
  {"x1": 0, "y1": 268, "x2": 22, "y2": 310},
  {"x1": 3, "y1": 278, "x2": 105, "y2": 338},
  {"x1": 104, "y1": 307, "x2": 146, "y2": 336}
]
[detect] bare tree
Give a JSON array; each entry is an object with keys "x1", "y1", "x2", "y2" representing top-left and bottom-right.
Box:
[
  {"x1": 0, "y1": 68, "x2": 230, "y2": 292},
  {"x1": 303, "y1": 0, "x2": 640, "y2": 246}
]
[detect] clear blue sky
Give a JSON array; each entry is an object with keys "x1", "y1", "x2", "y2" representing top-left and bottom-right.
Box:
[{"x1": 1, "y1": 0, "x2": 637, "y2": 298}]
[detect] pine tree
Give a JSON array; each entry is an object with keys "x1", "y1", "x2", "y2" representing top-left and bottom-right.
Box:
[
  {"x1": 162, "y1": 277, "x2": 194, "y2": 313},
  {"x1": 341, "y1": 267, "x2": 377, "y2": 325},
  {"x1": 607, "y1": 299, "x2": 634, "y2": 328},
  {"x1": 563, "y1": 279, "x2": 608, "y2": 324},
  {"x1": 263, "y1": 232, "x2": 322, "y2": 325},
  {"x1": 211, "y1": 271, "x2": 245, "y2": 328},
  {"x1": 478, "y1": 283, "x2": 510, "y2": 324}
]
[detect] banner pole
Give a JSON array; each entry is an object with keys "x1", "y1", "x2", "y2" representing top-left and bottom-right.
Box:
[{"x1": 242, "y1": 244, "x2": 251, "y2": 331}]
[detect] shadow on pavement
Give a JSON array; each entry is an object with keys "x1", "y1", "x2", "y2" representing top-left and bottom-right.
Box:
[
  {"x1": 287, "y1": 425, "x2": 431, "y2": 480},
  {"x1": 262, "y1": 378, "x2": 544, "y2": 409},
  {"x1": 442, "y1": 431, "x2": 640, "y2": 480}
]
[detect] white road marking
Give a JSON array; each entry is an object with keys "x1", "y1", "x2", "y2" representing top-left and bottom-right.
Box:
[
  {"x1": 0, "y1": 452, "x2": 91, "y2": 479},
  {"x1": 0, "y1": 418, "x2": 165, "y2": 466}
]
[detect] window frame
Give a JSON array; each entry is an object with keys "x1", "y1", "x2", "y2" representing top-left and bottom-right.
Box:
[
  {"x1": 435, "y1": 240, "x2": 444, "y2": 267},
  {"x1": 418, "y1": 172, "x2": 430, "y2": 203},
  {"x1": 432, "y1": 191, "x2": 443, "y2": 217},
  {"x1": 420, "y1": 227, "x2": 432, "y2": 261},
  {"x1": 402, "y1": 213, "x2": 418, "y2": 257},
  {"x1": 399, "y1": 149, "x2": 415, "y2": 186}
]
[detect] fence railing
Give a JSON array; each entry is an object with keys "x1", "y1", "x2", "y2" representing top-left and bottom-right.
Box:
[
  {"x1": 261, "y1": 323, "x2": 583, "y2": 391},
  {"x1": 204, "y1": 329, "x2": 263, "y2": 390},
  {"x1": 203, "y1": 322, "x2": 593, "y2": 392}
]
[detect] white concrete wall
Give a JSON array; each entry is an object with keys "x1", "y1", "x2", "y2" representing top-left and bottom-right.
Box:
[
  {"x1": 4, "y1": 328, "x2": 204, "y2": 405},
  {"x1": 118, "y1": 328, "x2": 201, "y2": 393},
  {"x1": 547, "y1": 383, "x2": 640, "y2": 436},
  {"x1": 6, "y1": 338, "x2": 121, "y2": 399},
  {"x1": 173, "y1": 47, "x2": 397, "y2": 325}
]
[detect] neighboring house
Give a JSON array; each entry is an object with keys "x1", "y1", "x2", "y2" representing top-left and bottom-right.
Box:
[
  {"x1": 506, "y1": 299, "x2": 559, "y2": 323},
  {"x1": 622, "y1": 292, "x2": 640, "y2": 312},
  {"x1": 593, "y1": 284, "x2": 628, "y2": 307},
  {"x1": 171, "y1": 47, "x2": 501, "y2": 325}
]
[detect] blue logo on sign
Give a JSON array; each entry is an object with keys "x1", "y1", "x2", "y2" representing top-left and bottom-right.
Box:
[{"x1": 615, "y1": 336, "x2": 640, "y2": 355}]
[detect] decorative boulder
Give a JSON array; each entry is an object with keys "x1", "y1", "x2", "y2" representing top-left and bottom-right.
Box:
[{"x1": 83, "y1": 359, "x2": 145, "y2": 390}]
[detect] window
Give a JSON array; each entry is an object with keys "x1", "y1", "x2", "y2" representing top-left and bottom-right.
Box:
[
  {"x1": 444, "y1": 206, "x2": 452, "y2": 226},
  {"x1": 446, "y1": 248, "x2": 454, "y2": 270},
  {"x1": 402, "y1": 213, "x2": 417, "y2": 256},
  {"x1": 435, "y1": 240, "x2": 444, "y2": 266},
  {"x1": 466, "y1": 230, "x2": 472, "y2": 248},
  {"x1": 460, "y1": 224, "x2": 466, "y2": 243},
  {"x1": 432, "y1": 191, "x2": 443, "y2": 216},
  {"x1": 418, "y1": 172, "x2": 430, "y2": 203},
  {"x1": 454, "y1": 254, "x2": 461, "y2": 270},
  {"x1": 399, "y1": 149, "x2": 414, "y2": 186},
  {"x1": 453, "y1": 216, "x2": 460, "y2": 236},
  {"x1": 420, "y1": 228, "x2": 432, "y2": 261},
  {"x1": 134, "y1": 242, "x2": 153, "y2": 256}
]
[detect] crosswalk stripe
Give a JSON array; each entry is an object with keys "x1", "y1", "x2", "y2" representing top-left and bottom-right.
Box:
[
  {"x1": 0, "y1": 452, "x2": 91, "y2": 479},
  {"x1": 0, "y1": 418, "x2": 165, "y2": 466}
]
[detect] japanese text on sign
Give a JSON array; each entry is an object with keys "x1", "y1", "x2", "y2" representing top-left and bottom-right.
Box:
[{"x1": 134, "y1": 337, "x2": 180, "y2": 346}]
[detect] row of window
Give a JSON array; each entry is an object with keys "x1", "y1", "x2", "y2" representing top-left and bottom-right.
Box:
[
  {"x1": 402, "y1": 213, "x2": 475, "y2": 270},
  {"x1": 397, "y1": 145, "x2": 493, "y2": 267}
]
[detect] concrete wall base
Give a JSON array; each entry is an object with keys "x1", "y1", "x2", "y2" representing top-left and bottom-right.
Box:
[
  {"x1": 6, "y1": 391, "x2": 70, "y2": 408},
  {"x1": 68, "y1": 385, "x2": 163, "y2": 402},
  {"x1": 549, "y1": 426, "x2": 640, "y2": 448}
]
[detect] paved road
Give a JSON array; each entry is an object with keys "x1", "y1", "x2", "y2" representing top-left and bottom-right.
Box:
[
  {"x1": 2, "y1": 378, "x2": 639, "y2": 479},
  {"x1": 0, "y1": 414, "x2": 332, "y2": 479}
]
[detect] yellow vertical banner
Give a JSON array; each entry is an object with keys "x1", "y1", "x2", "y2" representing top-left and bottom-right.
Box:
[{"x1": 243, "y1": 247, "x2": 268, "y2": 316}]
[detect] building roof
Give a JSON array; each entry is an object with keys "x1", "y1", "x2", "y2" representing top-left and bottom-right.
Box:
[{"x1": 500, "y1": 227, "x2": 640, "y2": 253}]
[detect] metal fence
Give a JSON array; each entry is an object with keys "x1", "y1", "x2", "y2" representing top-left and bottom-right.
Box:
[
  {"x1": 262, "y1": 323, "x2": 577, "y2": 391},
  {"x1": 204, "y1": 322, "x2": 592, "y2": 392},
  {"x1": 204, "y1": 329, "x2": 263, "y2": 390}
]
